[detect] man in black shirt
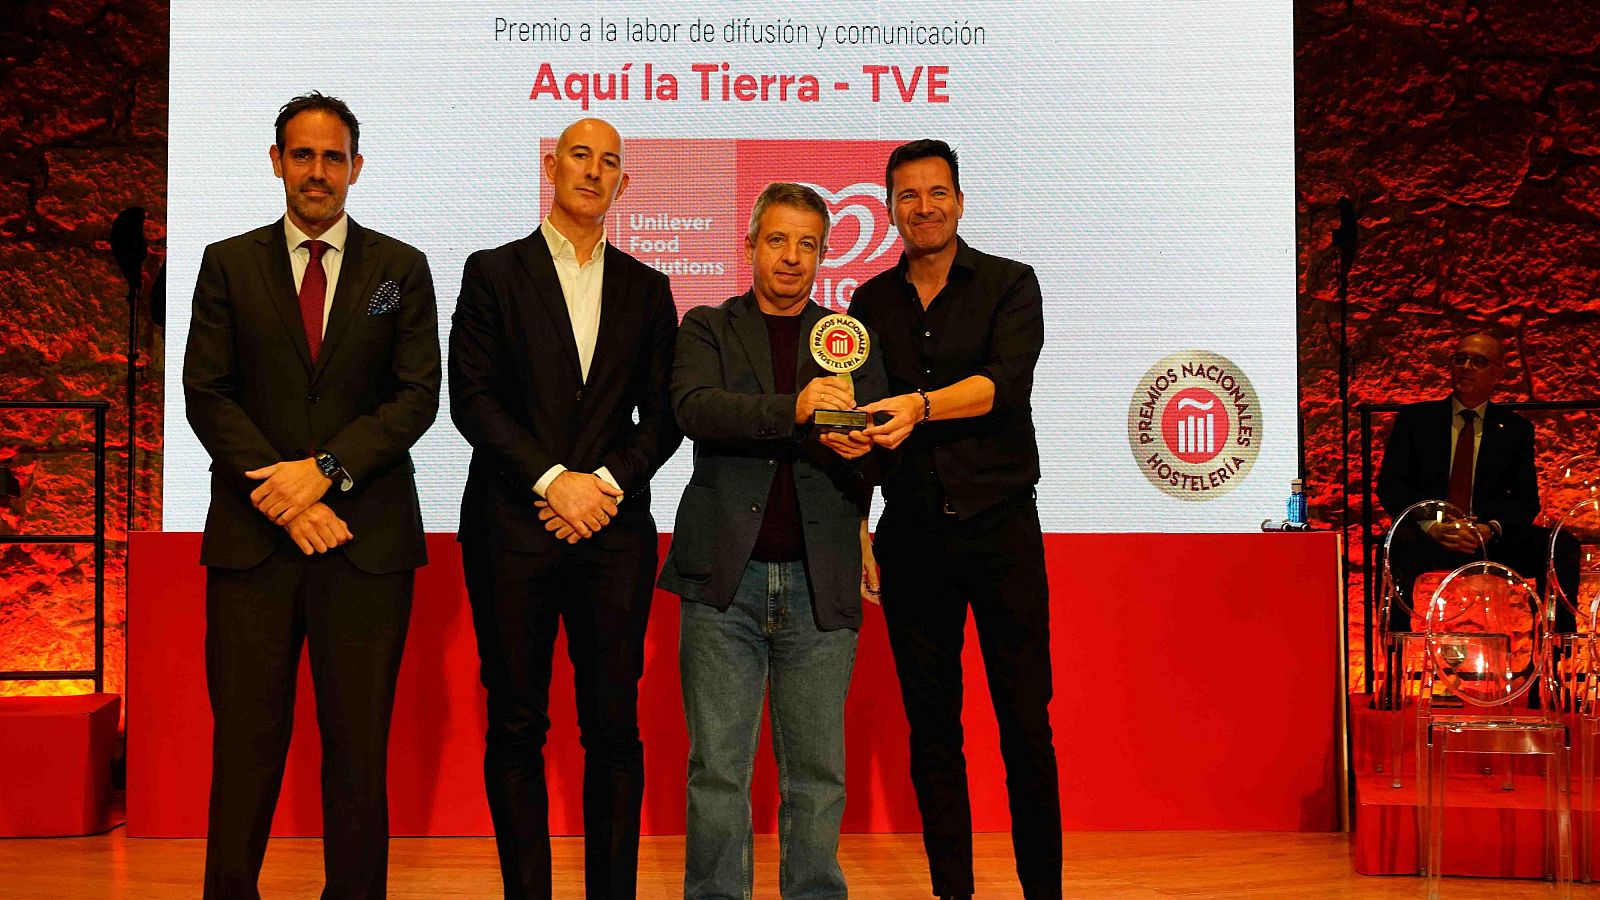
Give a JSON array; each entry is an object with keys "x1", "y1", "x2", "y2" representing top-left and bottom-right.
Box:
[
  {"x1": 658, "y1": 182, "x2": 887, "y2": 899},
  {"x1": 848, "y1": 140, "x2": 1060, "y2": 900}
]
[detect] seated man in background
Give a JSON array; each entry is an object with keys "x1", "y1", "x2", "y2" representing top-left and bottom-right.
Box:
[{"x1": 1377, "y1": 331, "x2": 1579, "y2": 632}]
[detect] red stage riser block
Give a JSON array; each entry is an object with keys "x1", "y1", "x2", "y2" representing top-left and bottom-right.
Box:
[{"x1": 0, "y1": 694, "x2": 121, "y2": 836}]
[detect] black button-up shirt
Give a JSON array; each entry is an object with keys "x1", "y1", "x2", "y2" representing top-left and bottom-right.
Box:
[{"x1": 849, "y1": 237, "x2": 1044, "y2": 519}]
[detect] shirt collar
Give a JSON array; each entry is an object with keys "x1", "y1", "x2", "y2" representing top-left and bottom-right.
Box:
[
  {"x1": 1451, "y1": 396, "x2": 1489, "y2": 421},
  {"x1": 895, "y1": 235, "x2": 977, "y2": 284},
  {"x1": 541, "y1": 218, "x2": 607, "y2": 263},
  {"x1": 283, "y1": 213, "x2": 348, "y2": 255}
]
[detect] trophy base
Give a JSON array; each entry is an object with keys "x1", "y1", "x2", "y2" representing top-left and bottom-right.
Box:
[{"x1": 813, "y1": 409, "x2": 869, "y2": 432}]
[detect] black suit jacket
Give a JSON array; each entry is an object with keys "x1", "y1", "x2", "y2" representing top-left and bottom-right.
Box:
[
  {"x1": 183, "y1": 217, "x2": 441, "y2": 573},
  {"x1": 656, "y1": 293, "x2": 887, "y2": 631},
  {"x1": 449, "y1": 230, "x2": 681, "y2": 551},
  {"x1": 1376, "y1": 397, "x2": 1540, "y2": 529}
]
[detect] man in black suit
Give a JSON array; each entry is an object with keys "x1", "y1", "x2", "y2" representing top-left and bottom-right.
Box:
[
  {"x1": 183, "y1": 92, "x2": 441, "y2": 899},
  {"x1": 449, "y1": 117, "x2": 681, "y2": 900},
  {"x1": 657, "y1": 182, "x2": 887, "y2": 899},
  {"x1": 1377, "y1": 332, "x2": 1578, "y2": 630},
  {"x1": 849, "y1": 140, "x2": 1059, "y2": 900}
]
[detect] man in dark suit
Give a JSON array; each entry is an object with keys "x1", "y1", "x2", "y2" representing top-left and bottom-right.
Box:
[
  {"x1": 1377, "y1": 332, "x2": 1579, "y2": 630},
  {"x1": 449, "y1": 117, "x2": 681, "y2": 900},
  {"x1": 657, "y1": 182, "x2": 887, "y2": 899},
  {"x1": 183, "y1": 92, "x2": 441, "y2": 899}
]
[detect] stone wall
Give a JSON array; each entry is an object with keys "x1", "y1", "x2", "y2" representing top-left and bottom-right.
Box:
[
  {"x1": 0, "y1": 0, "x2": 168, "y2": 697},
  {"x1": 1297, "y1": 0, "x2": 1600, "y2": 688}
]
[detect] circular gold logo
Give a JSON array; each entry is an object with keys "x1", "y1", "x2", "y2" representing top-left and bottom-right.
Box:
[
  {"x1": 810, "y1": 314, "x2": 870, "y2": 374},
  {"x1": 1126, "y1": 350, "x2": 1262, "y2": 500}
]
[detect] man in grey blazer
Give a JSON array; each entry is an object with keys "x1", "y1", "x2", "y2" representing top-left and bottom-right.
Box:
[{"x1": 657, "y1": 182, "x2": 887, "y2": 899}]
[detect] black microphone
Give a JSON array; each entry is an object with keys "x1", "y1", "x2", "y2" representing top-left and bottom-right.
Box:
[
  {"x1": 111, "y1": 206, "x2": 148, "y2": 534},
  {"x1": 1333, "y1": 197, "x2": 1357, "y2": 275},
  {"x1": 111, "y1": 207, "x2": 148, "y2": 289}
]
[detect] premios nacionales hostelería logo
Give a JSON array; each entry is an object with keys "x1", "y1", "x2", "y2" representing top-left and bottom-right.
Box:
[{"x1": 1126, "y1": 350, "x2": 1262, "y2": 500}]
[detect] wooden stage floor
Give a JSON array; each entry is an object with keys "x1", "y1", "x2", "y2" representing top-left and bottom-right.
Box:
[{"x1": 0, "y1": 829, "x2": 1569, "y2": 898}]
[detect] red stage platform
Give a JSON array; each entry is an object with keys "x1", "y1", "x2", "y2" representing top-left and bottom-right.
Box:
[
  {"x1": 126, "y1": 531, "x2": 1343, "y2": 837},
  {"x1": 0, "y1": 693, "x2": 121, "y2": 836},
  {"x1": 1350, "y1": 698, "x2": 1595, "y2": 878}
]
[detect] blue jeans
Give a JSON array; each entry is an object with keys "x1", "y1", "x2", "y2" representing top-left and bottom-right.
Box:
[{"x1": 680, "y1": 559, "x2": 858, "y2": 900}]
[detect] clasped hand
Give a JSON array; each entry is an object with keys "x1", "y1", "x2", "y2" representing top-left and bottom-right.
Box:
[
  {"x1": 246, "y1": 457, "x2": 330, "y2": 525},
  {"x1": 537, "y1": 471, "x2": 623, "y2": 544},
  {"x1": 284, "y1": 502, "x2": 353, "y2": 555},
  {"x1": 246, "y1": 459, "x2": 350, "y2": 555},
  {"x1": 1428, "y1": 516, "x2": 1490, "y2": 553}
]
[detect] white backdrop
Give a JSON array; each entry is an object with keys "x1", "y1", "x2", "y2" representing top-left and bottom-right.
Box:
[{"x1": 165, "y1": 1, "x2": 1295, "y2": 533}]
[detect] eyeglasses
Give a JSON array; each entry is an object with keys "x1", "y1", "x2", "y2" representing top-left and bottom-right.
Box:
[{"x1": 1449, "y1": 352, "x2": 1496, "y2": 370}]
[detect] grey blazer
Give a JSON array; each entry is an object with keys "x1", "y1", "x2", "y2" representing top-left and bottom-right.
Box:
[{"x1": 657, "y1": 293, "x2": 888, "y2": 630}]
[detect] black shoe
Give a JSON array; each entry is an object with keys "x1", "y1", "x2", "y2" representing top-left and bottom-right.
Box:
[{"x1": 940, "y1": 895, "x2": 972, "y2": 900}]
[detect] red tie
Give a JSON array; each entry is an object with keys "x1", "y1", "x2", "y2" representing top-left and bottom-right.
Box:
[
  {"x1": 1446, "y1": 409, "x2": 1477, "y2": 514},
  {"x1": 298, "y1": 239, "x2": 329, "y2": 362}
]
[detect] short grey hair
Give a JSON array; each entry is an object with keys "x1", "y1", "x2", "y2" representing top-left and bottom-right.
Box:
[{"x1": 746, "y1": 182, "x2": 831, "y2": 249}]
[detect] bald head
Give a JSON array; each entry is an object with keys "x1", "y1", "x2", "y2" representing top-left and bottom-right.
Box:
[
  {"x1": 1457, "y1": 332, "x2": 1504, "y2": 365},
  {"x1": 555, "y1": 117, "x2": 625, "y2": 161},
  {"x1": 544, "y1": 117, "x2": 629, "y2": 233},
  {"x1": 1449, "y1": 332, "x2": 1506, "y2": 408}
]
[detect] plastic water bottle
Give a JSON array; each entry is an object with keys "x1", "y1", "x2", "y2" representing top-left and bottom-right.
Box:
[{"x1": 1286, "y1": 478, "x2": 1307, "y2": 526}]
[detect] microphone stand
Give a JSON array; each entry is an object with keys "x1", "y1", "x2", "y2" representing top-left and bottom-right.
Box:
[
  {"x1": 111, "y1": 207, "x2": 148, "y2": 535},
  {"x1": 1332, "y1": 198, "x2": 1360, "y2": 689}
]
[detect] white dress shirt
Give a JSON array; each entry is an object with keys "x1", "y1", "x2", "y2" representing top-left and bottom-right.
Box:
[
  {"x1": 533, "y1": 218, "x2": 620, "y2": 499},
  {"x1": 283, "y1": 213, "x2": 349, "y2": 337},
  {"x1": 542, "y1": 218, "x2": 605, "y2": 380}
]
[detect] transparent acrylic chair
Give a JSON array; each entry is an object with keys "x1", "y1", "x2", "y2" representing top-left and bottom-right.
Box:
[
  {"x1": 1548, "y1": 498, "x2": 1600, "y2": 881},
  {"x1": 1375, "y1": 499, "x2": 1486, "y2": 787},
  {"x1": 1546, "y1": 456, "x2": 1599, "y2": 713},
  {"x1": 1552, "y1": 454, "x2": 1600, "y2": 502},
  {"x1": 1420, "y1": 560, "x2": 1572, "y2": 899},
  {"x1": 1548, "y1": 497, "x2": 1600, "y2": 711}
]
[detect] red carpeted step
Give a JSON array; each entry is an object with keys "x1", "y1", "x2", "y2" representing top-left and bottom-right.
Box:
[{"x1": 0, "y1": 693, "x2": 121, "y2": 836}]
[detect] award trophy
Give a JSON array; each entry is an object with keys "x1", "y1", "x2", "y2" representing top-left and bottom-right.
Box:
[{"x1": 808, "y1": 313, "x2": 872, "y2": 431}]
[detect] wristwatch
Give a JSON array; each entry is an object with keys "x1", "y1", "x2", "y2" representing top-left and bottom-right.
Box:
[{"x1": 315, "y1": 451, "x2": 353, "y2": 492}]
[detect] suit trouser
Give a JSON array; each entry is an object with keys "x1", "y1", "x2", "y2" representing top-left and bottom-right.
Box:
[
  {"x1": 463, "y1": 537, "x2": 656, "y2": 900},
  {"x1": 202, "y1": 541, "x2": 413, "y2": 900},
  {"x1": 875, "y1": 492, "x2": 1062, "y2": 900}
]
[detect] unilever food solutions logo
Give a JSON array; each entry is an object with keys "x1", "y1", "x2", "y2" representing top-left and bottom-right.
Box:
[
  {"x1": 616, "y1": 139, "x2": 905, "y2": 315},
  {"x1": 1126, "y1": 351, "x2": 1262, "y2": 500}
]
